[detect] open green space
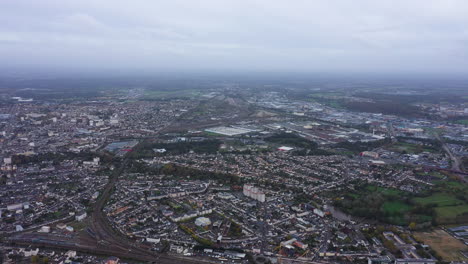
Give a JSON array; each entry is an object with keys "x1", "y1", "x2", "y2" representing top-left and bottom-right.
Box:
[
  {"x1": 387, "y1": 142, "x2": 437, "y2": 154},
  {"x1": 335, "y1": 181, "x2": 468, "y2": 226},
  {"x1": 435, "y1": 205, "x2": 468, "y2": 219},
  {"x1": 451, "y1": 119, "x2": 468, "y2": 125},
  {"x1": 128, "y1": 139, "x2": 221, "y2": 159},
  {"x1": 382, "y1": 201, "x2": 412, "y2": 214},
  {"x1": 413, "y1": 193, "x2": 463, "y2": 207},
  {"x1": 445, "y1": 181, "x2": 465, "y2": 189},
  {"x1": 334, "y1": 139, "x2": 390, "y2": 154},
  {"x1": 334, "y1": 184, "x2": 424, "y2": 226}
]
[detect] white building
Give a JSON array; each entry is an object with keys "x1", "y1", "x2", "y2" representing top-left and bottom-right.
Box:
[
  {"x1": 75, "y1": 212, "x2": 87, "y2": 221},
  {"x1": 195, "y1": 217, "x2": 211, "y2": 227},
  {"x1": 243, "y1": 184, "x2": 266, "y2": 202},
  {"x1": 39, "y1": 226, "x2": 51, "y2": 233},
  {"x1": 146, "y1": 238, "x2": 161, "y2": 244},
  {"x1": 313, "y1": 208, "x2": 325, "y2": 217}
]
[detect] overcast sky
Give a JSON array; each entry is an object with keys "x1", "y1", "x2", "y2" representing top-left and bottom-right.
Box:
[{"x1": 1, "y1": 0, "x2": 468, "y2": 75}]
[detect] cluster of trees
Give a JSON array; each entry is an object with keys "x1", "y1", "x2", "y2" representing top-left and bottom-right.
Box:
[
  {"x1": 362, "y1": 226, "x2": 406, "y2": 257},
  {"x1": 123, "y1": 160, "x2": 242, "y2": 186},
  {"x1": 161, "y1": 163, "x2": 241, "y2": 185},
  {"x1": 292, "y1": 148, "x2": 331, "y2": 156},
  {"x1": 179, "y1": 224, "x2": 213, "y2": 247},
  {"x1": 12, "y1": 152, "x2": 68, "y2": 165},
  {"x1": 128, "y1": 139, "x2": 221, "y2": 159},
  {"x1": 334, "y1": 138, "x2": 390, "y2": 153},
  {"x1": 303, "y1": 234, "x2": 318, "y2": 248},
  {"x1": 154, "y1": 140, "x2": 221, "y2": 154},
  {"x1": 356, "y1": 92, "x2": 466, "y2": 105},
  {"x1": 0, "y1": 175, "x2": 7, "y2": 185},
  {"x1": 344, "y1": 101, "x2": 423, "y2": 117},
  {"x1": 228, "y1": 221, "x2": 243, "y2": 237},
  {"x1": 265, "y1": 133, "x2": 318, "y2": 149},
  {"x1": 31, "y1": 255, "x2": 49, "y2": 264}
]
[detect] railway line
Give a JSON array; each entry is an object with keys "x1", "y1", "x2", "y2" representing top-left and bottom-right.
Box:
[{"x1": 6, "y1": 150, "x2": 218, "y2": 263}]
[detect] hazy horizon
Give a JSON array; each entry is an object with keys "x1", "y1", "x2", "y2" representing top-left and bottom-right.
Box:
[{"x1": 1, "y1": 1, "x2": 468, "y2": 76}]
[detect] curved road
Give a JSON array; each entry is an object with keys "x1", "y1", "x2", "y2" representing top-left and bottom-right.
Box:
[{"x1": 7, "y1": 155, "x2": 215, "y2": 263}]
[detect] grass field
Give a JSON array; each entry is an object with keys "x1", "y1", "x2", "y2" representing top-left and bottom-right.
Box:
[
  {"x1": 453, "y1": 119, "x2": 468, "y2": 125},
  {"x1": 414, "y1": 229, "x2": 468, "y2": 261},
  {"x1": 435, "y1": 205, "x2": 468, "y2": 218},
  {"x1": 382, "y1": 201, "x2": 412, "y2": 214},
  {"x1": 414, "y1": 193, "x2": 463, "y2": 207},
  {"x1": 387, "y1": 142, "x2": 436, "y2": 154},
  {"x1": 446, "y1": 181, "x2": 465, "y2": 188},
  {"x1": 69, "y1": 221, "x2": 87, "y2": 231}
]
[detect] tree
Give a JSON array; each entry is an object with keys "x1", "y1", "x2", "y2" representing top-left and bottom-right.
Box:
[
  {"x1": 31, "y1": 255, "x2": 40, "y2": 263},
  {"x1": 409, "y1": 222, "x2": 417, "y2": 230}
]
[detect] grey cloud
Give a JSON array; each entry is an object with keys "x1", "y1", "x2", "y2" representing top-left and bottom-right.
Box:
[{"x1": 1, "y1": 0, "x2": 468, "y2": 74}]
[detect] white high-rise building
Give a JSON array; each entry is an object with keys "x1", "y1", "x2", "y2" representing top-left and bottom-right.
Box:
[{"x1": 243, "y1": 184, "x2": 265, "y2": 202}]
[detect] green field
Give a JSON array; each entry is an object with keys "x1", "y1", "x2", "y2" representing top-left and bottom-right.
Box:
[
  {"x1": 414, "y1": 193, "x2": 463, "y2": 207},
  {"x1": 387, "y1": 142, "x2": 436, "y2": 154},
  {"x1": 453, "y1": 119, "x2": 468, "y2": 125},
  {"x1": 444, "y1": 181, "x2": 465, "y2": 189},
  {"x1": 382, "y1": 201, "x2": 412, "y2": 214},
  {"x1": 435, "y1": 205, "x2": 468, "y2": 218},
  {"x1": 335, "y1": 182, "x2": 467, "y2": 226}
]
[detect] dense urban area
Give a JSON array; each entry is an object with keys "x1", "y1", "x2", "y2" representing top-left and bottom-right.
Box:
[{"x1": 0, "y1": 77, "x2": 467, "y2": 264}]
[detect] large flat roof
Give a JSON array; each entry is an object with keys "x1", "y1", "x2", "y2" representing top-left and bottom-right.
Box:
[{"x1": 205, "y1": 126, "x2": 256, "y2": 136}]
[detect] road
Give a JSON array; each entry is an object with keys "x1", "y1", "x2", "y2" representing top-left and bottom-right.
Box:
[
  {"x1": 442, "y1": 143, "x2": 463, "y2": 172},
  {"x1": 432, "y1": 134, "x2": 467, "y2": 184},
  {"x1": 84, "y1": 156, "x2": 217, "y2": 263},
  {"x1": 6, "y1": 150, "x2": 218, "y2": 263}
]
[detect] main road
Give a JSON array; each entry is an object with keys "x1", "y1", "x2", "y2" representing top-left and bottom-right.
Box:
[{"x1": 433, "y1": 134, "x2": 466, "y2": 183}]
